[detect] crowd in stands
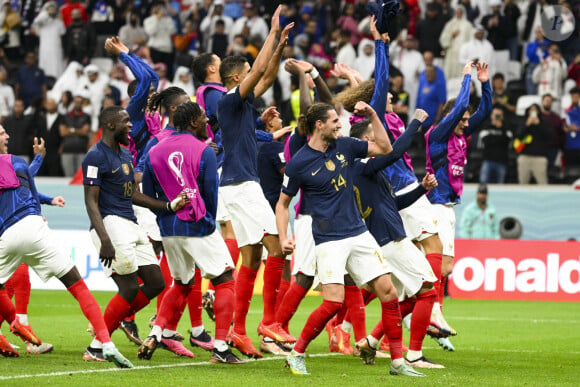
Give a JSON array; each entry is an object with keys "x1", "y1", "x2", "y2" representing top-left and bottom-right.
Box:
[{"x1": 1, "y1": 0, "x2": 580, "y2": 183}]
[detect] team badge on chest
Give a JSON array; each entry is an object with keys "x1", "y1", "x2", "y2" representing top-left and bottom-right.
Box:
[
  {"x1": 122, "y1": 163, "x2": 130, "y2": 175},
  {"x1": 325, "y1": 159, "x2": 335, "y2": 171}
]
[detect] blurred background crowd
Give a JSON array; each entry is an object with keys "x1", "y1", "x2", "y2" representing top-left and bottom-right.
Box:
[{"x1": 1, "y1": 0, "x2": 580, "y2": 184}]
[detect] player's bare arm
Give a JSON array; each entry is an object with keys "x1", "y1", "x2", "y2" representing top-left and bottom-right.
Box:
[
  {"x1": 275, "y1": 192, "x2": 295, "y2": 254},
  {"x1": 254, "y1": 21, "x2": 294, "y2": 98},
  {"x1": 238, "y1": 5, "x2": 282, "y2": 99},
  {"x1": 353, "y1": 101, "x2": 392, "y2": 156},
  {"x1": 132, "y1": 190, "x2": 189, "y2": 213},
  {"x1": 84, "y1": 185, "x2": 115, "y2": 268}
]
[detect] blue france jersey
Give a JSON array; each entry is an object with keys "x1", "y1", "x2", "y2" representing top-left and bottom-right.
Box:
[
  {"x1": 0, "y1": 156, "x2": 41, "y2": 236},
  {"x1": 217, "y1": 87, "x2": 260, "y2": 186},
  {"x1": 352, "y1": 159, "x2": 407, "y2": 246},
  {"x1": 82, "y1": 141, "x2": 137, "y2": 223},
  {"x1": 282, "y1": 137, "x2": 369, "y2": 244},
  {"x1": 257, "y1": 141, "x2": 286, "y2": 210}
]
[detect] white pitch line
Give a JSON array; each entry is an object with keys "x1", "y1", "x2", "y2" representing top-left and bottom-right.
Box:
[
  {"x1": 0, "y1": 352, "x2": 343, "y2": 381},
  {"x1": 449, "y1": 316, "x2": 580, "y2": 324}
]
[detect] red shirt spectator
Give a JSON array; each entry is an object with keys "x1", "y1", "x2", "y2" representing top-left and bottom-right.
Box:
[{"x1": 60, "y1": 0, "x2": 89, "y2": 27}]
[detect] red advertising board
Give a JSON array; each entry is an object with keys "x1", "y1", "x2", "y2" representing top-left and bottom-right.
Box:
[{"x1": 448, "y1": 239, "x2": 580, "y2": 302}]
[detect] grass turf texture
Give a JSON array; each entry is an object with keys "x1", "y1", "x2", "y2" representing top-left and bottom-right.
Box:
[{"x1": 0, "y1": 291, "x2": 578, "y2": 386}]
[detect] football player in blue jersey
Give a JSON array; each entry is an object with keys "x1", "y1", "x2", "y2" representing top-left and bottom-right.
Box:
[
  {"x1": 216, "y1": 6, "x2": 295, "y2": 358},
  {"x1": 278, "y1": 102, "x2": 423, "y2": 377},
  {"x1": 0, "y1": 125, "x2": 133, "y2": 367},
  {"x1": 81, "y1": 106, "x2": 187, "y2": 361}
]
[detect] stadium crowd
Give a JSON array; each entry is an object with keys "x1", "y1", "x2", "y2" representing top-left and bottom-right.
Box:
[{"x1": 0, "y1": 0, "x2": 578, "y2": 377}]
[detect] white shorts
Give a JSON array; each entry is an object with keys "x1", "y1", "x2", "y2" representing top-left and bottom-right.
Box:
[
  {"x1": 133, "y1": 204, "x2": 161, "y2": 242},
  {"x1": 162, "y1": 230, "x2": 235, "y2": 283},
  {"x1": 220, "y1": 181, "x2": 278, "y2": 247},
  {"x1": 397, "y1": 182, "x2": 439, "y2": 242},
  {"x1": 216, "y1": 168, "x2": 231, "y2": 223},
  {"x1": 216, "y1": 186, "x2": 231, "y2": 223},
  {"x1": 315, "y1": 231, "x2": 391, "y2": 288},
  {"x1": 292, "y1": 214, "x2": 316, "y2": 277},
  {"x1": 381, "y1": 237, "x2": 437, "y2": 300},
  {"x1": 90, "y1": 215, "x2": 159, "y2": 277},
  {"x1": 431, "y1": 204, "x2": 456, "y2": 257},
  {"x1": 0, "y1": 216, "x2": 74, "y2": 284}
]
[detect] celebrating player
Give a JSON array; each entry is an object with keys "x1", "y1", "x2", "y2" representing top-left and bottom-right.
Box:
[
  {"x1": 216, "y1": 6, "x2": 294, "y2": 357},
  {"x1": 81, "y1": 106, "x2": 186, "y2": 361},
  {"x1": 424, "y1": 60, "x2": 492, "y2": 350},
  {"x1": 0, "y1": 125, "x2": 132, "y2": 367}
]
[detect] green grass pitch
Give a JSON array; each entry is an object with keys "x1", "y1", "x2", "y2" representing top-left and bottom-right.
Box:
[{"x1": 0, "y1": 291, "x2": 578, "y2": 386}]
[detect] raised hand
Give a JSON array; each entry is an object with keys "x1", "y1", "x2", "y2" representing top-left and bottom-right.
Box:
[
  {"x1": 294, "y1": 59, "x2": 314, "y2": 73},
  {"x1": 279, "y1": 22, "x2": 294, "y2": 45},
  {"x1": 462, "y1": 61, "x2": 475, "y2": 76},
  {"x1": 476, "y1": 61, "x2": 489, "y2": 83},
  {"x1": 32, "y1": 137, "x2": 46, "y2": 157},
  {"x1": 370, "y1": 15, "x2": 381, "y2": 40},
  {"x1": 271, "y1": 5, "x2": 282, "y2": 34},
  {"x1": 412, "y1": 109, "x2": 429, "y2": 123},
  {"x1": 261, "y1": 106, "x2": 279, "y2": 123},
  {"x1": 353, "y1": 101, "x2": 375, "y2": 117},
  {"x1": 284, "y1": 58, "x2": 303, "y2": 75}
]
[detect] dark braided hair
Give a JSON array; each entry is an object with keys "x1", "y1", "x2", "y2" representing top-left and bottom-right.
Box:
[
  {"x1": 147, "y1": 86, "x2": 187, "y2": 113},
  {"x1": 173, "y1": 101, "x2": 203, "y2": 132}
]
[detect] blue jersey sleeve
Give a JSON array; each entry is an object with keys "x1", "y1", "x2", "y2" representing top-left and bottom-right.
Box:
[
  {"x1": 369, "y1": 41, "x2": 389, "y2": 118},
  {"x1": 281, "y1": 162, "x2": 301, "y2": 197},
  {"x1": 363, "y1": 118, "x2": 422, "y2": 175},
  {"x1": 256, "y1": 130, "x2": 273, "y2": 142},
  {"x1": 38, "y1": 192, "x2": 53, "y2": 205},
  {"x1": 123, "y1": 52, "x2": 158, "y2": 121},
  {"x1": 205, "y1": 88, "x2": 222, "y2": 120},
  {"x1": 465, "y1": 80, "x2": 492, "y2": 137},
  {"x1": 199, "y1": 147, "x2": 218, "y2": 218},
  {"x1": 82, "y1": 150, "x2": 105, "y2": 186},
  {"x1": 141, "y1": 156, "x2": 158, "y2": 200},
  {"x1": 288, "y1": 128, "x2": 307, "y2": 157},
  {"x1": 429, "y1": 74, "x2": 472, "y2": 145},
  {"x1": 343, "y1": 137, "x2": 369, "y2": 161},
  {"x1": 395, "y1": 185, "x2": 427, "y2": 210},
  {"x1": 28, "y1": 154, "x2": 44, "y2": 177},
  {"x1": 135, "y1": 137, "x2": 159, "y2": 173}
]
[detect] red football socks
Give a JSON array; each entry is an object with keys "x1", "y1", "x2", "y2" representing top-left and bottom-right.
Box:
[
  {"x1": 276, "y1": 282, "x2": 308, "y2": 331},
  {"x1": 294, "y1": 300, "x2": 343, "y2": 354},
  {"x1": 409, "y1": 289, "x2": 436, "y2": 351},
  {"x1": 233, "y1": 265, "x2": 258, "y2": 335},
  {"x1": 187, "y1": 269, "x2": 203, "y2": 328},
  {"x1": 224, "y1": 238, "x2": 240, "y2": 266},
  {"x1": 68, "y1": 279, "x2": 111, "y2": 343},
  {"x1": 213, "y1": 280, "x2": 235, "y2": 341},
  {"x1": 10, "y1": 264, "x2": 30, "y2": 314},
  {"x1": 262, "y1": 256, "x2": 285, "y2": 325},
  {"x1": 157, "y1": 253, "x2": 173, "y2": 313},
  {"x1": 104, "y1": 293, "x2": 131, "y2": 333},
  {"x1": 275, "y1": 279, "x2": 291, "y2": 316},
  {"x1": 425, "y1": 253, "x2": 442, "y2": 295},
  {"x1": 0, "y1": 288, "x2": 16, "y2": 325},
  {"x1": 381, "y1": 299, "x2": 403, "y2": 360},
  {"x1": 344, "y1": 285, "x2": 366, "y2": 341},
  {"x1": 156, "y1": 283, "x2": 191, "y2": 330}
]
